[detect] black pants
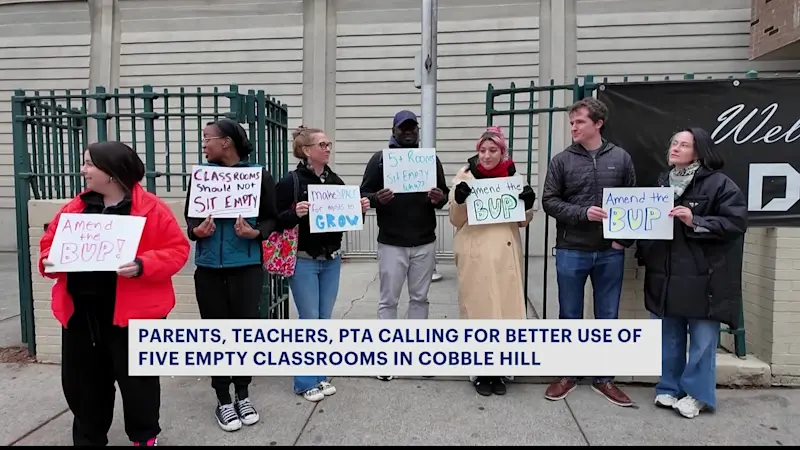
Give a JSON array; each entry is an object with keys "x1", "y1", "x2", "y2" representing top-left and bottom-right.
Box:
[
  {"x1": 61, "y1": 312, "x2": 161, "y2": 446},
  {"x1": 194, "y1": 264, "x2": 263, "y2": 404}
]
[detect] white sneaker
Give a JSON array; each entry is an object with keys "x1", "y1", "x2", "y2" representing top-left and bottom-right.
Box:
[
  {"x1": 674, "y1": 395, "x2": 705, "y2": 418},
  {"x1": 654, "y1": 394, "x2": 678, "y2": 408},
  {"x1": 318, "y1": 381, "x2": 336, "y2": 396},
  {"x1": 301, "y1": 387, "x2": 324, "y2": 402}
]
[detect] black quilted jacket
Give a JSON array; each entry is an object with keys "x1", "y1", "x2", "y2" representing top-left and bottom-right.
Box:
[{"x1": 541, "y1": 140, "x2": 637, "y2": 252}]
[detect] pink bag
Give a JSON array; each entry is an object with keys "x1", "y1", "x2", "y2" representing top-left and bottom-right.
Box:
[{"x1": 262, "y1": 172, "x2": 299, "y2": 277}]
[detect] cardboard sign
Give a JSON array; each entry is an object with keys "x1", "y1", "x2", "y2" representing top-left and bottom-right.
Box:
[
  {"x1": 382, "y1": 148, "x2": 437, "y2": 193},
  {"x1": 465, "y1": 175, "x2": 526, "y2": 225},
  {"x1": 187, "y1": 165, "x2": 262, "y2": 219},
  {"x1": 602, "y1": 187, "x2": 674, "y2": 240},
  {"x1": 45, "y1": 213, "x2": 147, "y2": 272},
  {"x1": 308, "y1": 185, "x2": 363, "y2": 233}
]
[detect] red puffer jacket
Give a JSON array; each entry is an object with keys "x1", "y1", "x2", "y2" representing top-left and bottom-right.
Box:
[{"x1": 38, "y1": 183, "x2": 190, "y2": 328}]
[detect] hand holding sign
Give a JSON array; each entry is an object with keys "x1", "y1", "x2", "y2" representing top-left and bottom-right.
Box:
[
  {"x1": 587, "y1": 206, "x2": 608, "y2": 222},
  {"x1": 117, "y1": 261, "x2": 141, "y2": 278},
  {"x1": 428, "y1": 187, "x2": 444, "y2": 204},
  {"x1": 193, "y1": 217, "x2": 215, "y2": 238},
  {"x1": 296, "y1": 201, "x2": 310, "y2": 218},
  {"x1": 669, "y1": 206, "x2": 694, "y2": 227},
  {"x1": 360, "y1": 197, "x2": 370, "y2": 213},
  {"x1": 376, "y1": 188, "x2": 394, "y2": 204},
  {"x1": 234, "y1": 215, "x2": 260, "y2": 239}
]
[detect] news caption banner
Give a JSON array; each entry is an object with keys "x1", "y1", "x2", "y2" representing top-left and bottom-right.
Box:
[
  {"x1": 45, "y1": 214, "x2": 146, "y2": 272},
  {"x1": 308, "y1": 185, "x2": 364, "y2": 233},
  {"x1": 187, "y1": 165, "x2": 262, "y2": 219},
  {"x1": 382, "y1": 147, "x2": 437, "y2": 193},
  {"x1": 129, "y1": 319, "x2": 662, "y2": 377},
  {"x1": 465, "y1": 175, "x2": 526, "y2": 225},
  {"x1": 602, "y1": 187, "x2": 674, "y2": 240}
]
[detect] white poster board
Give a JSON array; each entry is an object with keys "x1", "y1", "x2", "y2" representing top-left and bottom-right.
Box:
[
  {"x1": 465, "y1": 175, "x2": 526, "y2": 225},
  {"x1": 187, "y1": 165, "x2": 262, "y2": 219},
  {"x1": 602, "y1": 187, "x2": 675, "y2": 240},
  {"x1": 308, "y1": 185, "x2": 364, "y2": 233},
  {"x1": 45, "y1": 213, "x2": 147, "y2": 272},
  {"x1": 382, "y1": 148, "x2": 437, "y2": 193}
]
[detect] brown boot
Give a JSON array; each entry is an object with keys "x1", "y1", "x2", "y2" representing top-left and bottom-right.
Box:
[
  {"x1": 544, "y1": 377, "x2": 577, "y2": 401},
  {"x1": 591, "y1": 381, "x2": 633, "y2": 407}
]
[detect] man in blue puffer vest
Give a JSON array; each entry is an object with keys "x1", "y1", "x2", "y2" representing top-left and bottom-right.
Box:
[{"x1": 183, "y1": 119, "x2": 279, "y2": 433}]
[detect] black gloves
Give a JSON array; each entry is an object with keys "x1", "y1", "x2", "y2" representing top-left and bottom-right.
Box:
[
  {"x1": 454, "y1": 182, "x2": 472, "y2": 204},
  {"x1": 519, "y1": 185, "x2": 536, "y2": 210}
]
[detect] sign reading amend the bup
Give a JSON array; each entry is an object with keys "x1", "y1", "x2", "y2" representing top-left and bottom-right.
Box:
[
  {"x1": 382, "y1": 148, "x2": 437, "y2": 193},
  {"x1": 187, "y1": 165, "x2": 262, "y2": 219},
  {"x1": 46, "y1": 213, "x2": 146, "y2": 272},
  {"x1": 602, "y1": 187, "x2": 674, "y2": 240},
  {"x1": 465, "y1": 175, "x2": 526, "y2": 225},
  {"x1": 308, "y1": 185, "x2": 363, "y2": 233}
]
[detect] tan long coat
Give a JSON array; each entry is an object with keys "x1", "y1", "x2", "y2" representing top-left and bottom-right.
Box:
[{"x1": 448, "y1": 167, "x2": 534, "y2": 320}]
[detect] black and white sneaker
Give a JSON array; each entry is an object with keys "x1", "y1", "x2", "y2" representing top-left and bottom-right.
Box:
[
  {"x1": 215, "y1": 403, "x2": 242, "y2": 432},
  {"x1": 234, "y1": 396, "x2": 260, "y2": 426},
  {"x1": 377, "y1": 375, "x2": 393, "y2": 381}
]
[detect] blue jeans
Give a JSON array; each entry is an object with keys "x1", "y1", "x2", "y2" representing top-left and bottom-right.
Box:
[
  {"x1": 555, "y1": 248, "x2": 625, "y2": 383},
  {"x1": 655, "y1": 314, "x2": 719, "y2": 410},
  {"x1": 288, "y1": 255, "x2": 342, "y2": 394}
]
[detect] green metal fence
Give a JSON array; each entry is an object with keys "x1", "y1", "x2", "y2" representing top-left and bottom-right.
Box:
[
  {"x1": 12, "y1": 84, "x2": 292, "y2": 356},
  {"x1": 485, "y1": 72, "x2": 756, "y2": 359}
]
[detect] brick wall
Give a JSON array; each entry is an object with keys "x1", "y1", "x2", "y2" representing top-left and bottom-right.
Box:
[
  {"x1": 750, "y1": 0, "x2": 800, "y2": 59},
  {"x1": 28, "y1": 199, "x2": 200, "y2": 364}
]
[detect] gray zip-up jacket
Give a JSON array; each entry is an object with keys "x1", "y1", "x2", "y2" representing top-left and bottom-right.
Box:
[{"x1": 541, "y1": 140, "x2": 637, "y2": 252}]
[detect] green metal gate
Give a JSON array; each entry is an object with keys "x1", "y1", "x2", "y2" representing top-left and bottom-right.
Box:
[
  {"x1": 12, "y1": 84, "x2": 292, "y2": 357},
  {"x1": 485, "y1": 73, "x2": 749, "y2": 358}
]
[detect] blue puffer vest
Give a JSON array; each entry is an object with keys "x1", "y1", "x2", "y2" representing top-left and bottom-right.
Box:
[{"x1": 194, "y1": 161, "x2": 263, "y2": 269}]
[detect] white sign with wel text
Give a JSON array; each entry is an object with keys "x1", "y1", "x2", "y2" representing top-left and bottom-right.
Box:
[
  {"x1": 187, "y1": 165, "x2": 262, "y2": 219},
  {"x1": 308, "y1": 185, "x2": 364, "y2": 233},
  {"x1": 46, "y1": 213, "x2": 147, "y2": 272},
  {"x1": 465, "y1": 175, "x2": 526, "y2": 225},
  {"x1": 602, "y1": 187, "x2": 674, "y2": 240},
  {"x1": 382, "y1": 148, "x2": 437, "y2": 193}
]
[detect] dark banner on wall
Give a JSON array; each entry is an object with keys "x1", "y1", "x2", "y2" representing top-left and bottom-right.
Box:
[{"x1": 597, "y1": 78, "x2": 800, "y2": 227}]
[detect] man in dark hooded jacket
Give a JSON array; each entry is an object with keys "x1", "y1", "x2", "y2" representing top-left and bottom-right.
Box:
[{"x1": 360, "y1": 110, "x2": 450, "y2": 381}]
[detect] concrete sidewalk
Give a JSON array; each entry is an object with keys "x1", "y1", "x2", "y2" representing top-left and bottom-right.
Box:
[{"x1": 2, "y1": 259, "x2": 800, "y2": 446}]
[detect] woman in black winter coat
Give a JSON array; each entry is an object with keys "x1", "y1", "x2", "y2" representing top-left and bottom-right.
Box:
[{"x1": 635, "y1": 127, "x2": 747, "y2": 419}]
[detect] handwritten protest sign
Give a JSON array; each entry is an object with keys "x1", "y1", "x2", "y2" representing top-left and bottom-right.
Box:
[
  {"x1": 382, "y1": 148, "x2": 437, "y2": 193},
  {"x1": 45, "y1": 213, "x2": 146, "y2": 273},
  {"x1": 187, "y1": 165, "x2": 262, "y2": 219},
  {"x1": 308, "y1": 185, "x2": 363, "y2": 233},
  {"x1": 602, "y1": 187, "x2": 674, "y2": 240},
  {"x1": 465, "y1": 175, "x2": 526, "y2": 225}
]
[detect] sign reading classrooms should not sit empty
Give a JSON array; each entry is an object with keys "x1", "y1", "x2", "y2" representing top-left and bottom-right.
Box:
[
  {"x1": 602, "y1": 187, "x2": 674, "y2": 240},
  {"x1": 187, "y1": 165, "x2": 263, "y2": 219}
]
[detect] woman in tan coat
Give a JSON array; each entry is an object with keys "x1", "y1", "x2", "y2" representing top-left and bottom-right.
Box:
[{"x1": 448, "y1": 126, "x2": 536, "y2": 396}]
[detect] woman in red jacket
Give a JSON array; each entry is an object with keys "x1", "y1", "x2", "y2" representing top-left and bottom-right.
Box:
[{"x1": 38, "y1": 141, "x2": 190, "y2": 447}]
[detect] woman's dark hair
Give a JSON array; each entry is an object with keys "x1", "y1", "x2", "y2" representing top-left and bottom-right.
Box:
[
  {"x1": 682, "y1": 127, "x2": 724, "y2": 171},
  {"x1": 86, "y1": 141, "x2": 145, "y2": 192},
  {"x1": 207, "y1": 118, "x2": 254, "y2": 159}
]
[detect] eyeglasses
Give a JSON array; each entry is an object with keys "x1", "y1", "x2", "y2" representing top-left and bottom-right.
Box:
[
  {"x1": 306, "y1": 141, "x2": 332, "y2": 150},
  {"x1": 201, "y1": 136, "x2": 225, "y2": 143}
]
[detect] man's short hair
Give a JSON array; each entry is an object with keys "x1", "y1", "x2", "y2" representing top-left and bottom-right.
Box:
[{"x1": 568, "y1": 97, "x2": 608, "y2": 125}]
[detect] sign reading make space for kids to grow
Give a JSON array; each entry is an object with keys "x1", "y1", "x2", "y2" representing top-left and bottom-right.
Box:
[
  {"x1": 45, "y1": 213, "x2": 146, "y2": 273},
  {"x1": 602, "y1": 187, "x2": 674, "y2": 240},
  {"x1": 187, "y1": 165, "x2": 262, "y2": 219},
  {"x1": 466, "y1": 176, "x2": 526, "y2": 225},
  {"x1": 309, "y1": 185, "x2": 363, "y2": 233},
  {"x1": 382, "y1": 148, "x2": 437, "y2": 193}
]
